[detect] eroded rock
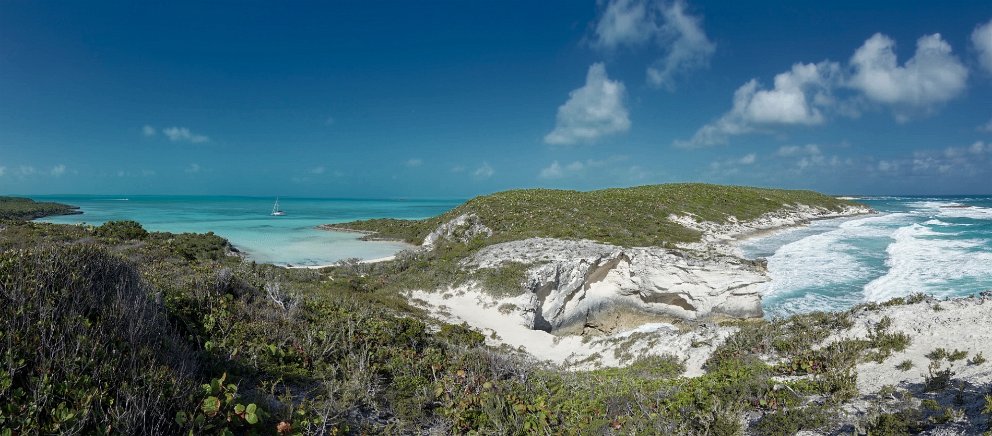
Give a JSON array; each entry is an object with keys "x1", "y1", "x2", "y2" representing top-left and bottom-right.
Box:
[{"x1": 468, "y1": 238, "x2": 768, "y2": 334}]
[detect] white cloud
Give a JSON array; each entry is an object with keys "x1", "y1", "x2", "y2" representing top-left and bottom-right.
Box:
[
  {"x1": 405, "y1": 158, "x2": 423, "y2": 168},
  {"x1": 0, "y1": 166, "x2": 5, "y2": 177},
  {"x1": 776, "y1": 144, "x2": 821, "y2": 157},
  {"x1": 473, "y1": 162, "x2": 494, "y2": 180},
  {"x1": 677, "y1": 62, "x2": 839, "y2": 147},
  {"x1": 538, "y1": 156, "x2": 631, "y2": 179},
  {"x1": 646, "y1": 0, "x2": 716, "y2": 88},
  {"x1": 592, "y1": 0, "x2": 659, "y2": 50},
  {"x1": 18, "y1": 166, "x2": 36, "y2": 176},
  {"x1": 142, "y1": 125, "x2": 156, "y2": 137},
  {"x1": 50, "y1": 164, "x2": 66, "y2": 177},
  {"x1": 185, "y1": 163, "x2": 201, "y2": 174},
  {"x1": 592, "y1": 0, "x2": 714, "y2": 88},
  {"x1": 973, "y1": 19, "x2": 992, "y2": 74},
  {"x1": 539, "y1": 161, "x2": 565, "y2": 179},
  {"x1": 980, "y1": 117, "x2": 992, "y2": 132},
  {"x1": 545, "y1": 63, "x2": 630, "y2": 145},
  {"x1": 849, "y1": 33, "x2": 968, "y2": 111},
  {"x1": 538, "y1": 161, "x2": 588, "y2": 179},
  {"x1": 679, "y1": 31, "x2": 970, "y2": 147},
  {"x1": 871, "y1": 141, "x2": 991, "y2": 177},
  {"x1": 163, "y1": 127, "x2": 210, "y2": 143},
  {"x1": 708, "y1": 153, "x2": 757, "y2": 173},
  {"x1": 309, "y1": 166, "x2": 326, "y2": 174}
]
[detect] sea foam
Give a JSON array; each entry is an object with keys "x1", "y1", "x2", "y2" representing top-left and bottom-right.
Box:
[{"x1": 862, "y1": 223, "x2": 992, "y2": 301}]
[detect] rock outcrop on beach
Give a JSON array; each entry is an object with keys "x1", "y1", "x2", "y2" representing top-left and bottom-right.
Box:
[{"x1": 468, "y1": 238, "x2": 767, "y2": 334}]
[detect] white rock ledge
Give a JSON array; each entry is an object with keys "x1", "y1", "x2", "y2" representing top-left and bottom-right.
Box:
[{"x1": 468, "y1": 238, "x2": 769, "y2": 334}]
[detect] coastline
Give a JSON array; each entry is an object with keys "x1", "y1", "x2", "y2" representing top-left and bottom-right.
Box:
[{"x1": 729, "y1": 209, "x2": 877, "y2": 244}]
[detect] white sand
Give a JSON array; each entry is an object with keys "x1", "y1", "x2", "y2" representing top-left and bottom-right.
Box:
[{"x1": 825, "y1": 297, "x2": 992, "y2": 394}]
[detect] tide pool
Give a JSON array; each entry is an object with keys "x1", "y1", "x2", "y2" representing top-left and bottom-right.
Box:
[
  {"x1": 35, "y1": 195, "x2": 462, "y2": 267},
  {"x1": 740, "y1": 196, "x2": 992, "y2": 318}
]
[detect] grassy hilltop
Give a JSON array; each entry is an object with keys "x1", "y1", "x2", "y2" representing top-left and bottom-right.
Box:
[{"x1": 325, "y1": 183, "x2": 859, "y2": 247}]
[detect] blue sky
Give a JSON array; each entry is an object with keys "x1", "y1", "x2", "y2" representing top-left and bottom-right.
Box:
[{"x1": 2, "y1": 1, "x2": 992, "y2": 197}]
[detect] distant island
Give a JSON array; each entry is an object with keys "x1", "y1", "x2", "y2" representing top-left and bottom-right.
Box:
[
  {"x1": 2, "y1": 184, "x2": 991, "y2": 434},
  {"x1": 0, "y1": 196, "x2": 80, "y2": 220}
]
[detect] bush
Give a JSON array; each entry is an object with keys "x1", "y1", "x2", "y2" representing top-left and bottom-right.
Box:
[
  {"x1": 94, "y1": 219, "x2": 149, "y2": 240},
  {"x1": 0, "y1": 244, "x2": 199, "y2": 434}
]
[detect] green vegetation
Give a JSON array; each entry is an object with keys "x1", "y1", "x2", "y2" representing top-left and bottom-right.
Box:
[
  {"x1": 0, "y1": 196, "x2": 79, "y2": 220},
  {"x1": 2, "y1": 218, "x2": 926, "y2": 435},
  {"x1": 326, "y1": 183, "x2": 862, "y2": 247},
  {"x1": 94, "y1": 219, "x2": 149, "y2": 240}
]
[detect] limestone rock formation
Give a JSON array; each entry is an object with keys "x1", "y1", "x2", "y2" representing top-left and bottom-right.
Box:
[{"x1": 468, "y1": 238, "x2": 768, "y2": 334}]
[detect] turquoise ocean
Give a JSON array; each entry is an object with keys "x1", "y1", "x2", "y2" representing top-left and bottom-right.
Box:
[
  {"x1": 740, "y1": 196, "x2": 992, "y2": 317},
  {"x1": 36, "y1": 196, "x2": 462, "y2": 267},
  {"x1": 35, "y1": 195, "x2": 992, "y2": 316}
]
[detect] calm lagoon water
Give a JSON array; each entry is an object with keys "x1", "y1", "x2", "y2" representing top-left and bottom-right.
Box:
[{"x1": 36, "y1": 195, "x2": 462, "y2": 267}]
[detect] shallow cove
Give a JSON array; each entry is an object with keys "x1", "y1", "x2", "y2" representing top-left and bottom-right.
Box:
[{"x1": 35, "y1": 195, "x2": 461, "y2": 266}]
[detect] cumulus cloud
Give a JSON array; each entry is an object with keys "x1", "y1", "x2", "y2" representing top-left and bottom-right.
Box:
[
  {"x1": 677, "y1": 62, "x2": 840, "y2": 147},
  {"x1": 473, "y1": 162, "x2": 494, "y2": 180},
  {"x1": 538, "y1": 156, "x2": 647, "y2": 182},
  {"x1": 646, "y1": 0, "x2": 716, "y2": 88},
  {"x1": 980, "y1": 117, "x2": 992, "y2": 132},
  {"x1": 163, "y1": 127, "x2": 210, "y2": 144},
  {"x1": 973, "y1": 19, "x2": 992, "y2": 74},
  {"x1": 777, "y1": 144, "x2": 822, "y2": 157},
  {"x1": 707, "y1": 153, "x2": 757, "y2": 174},
  {"x1": 679, "y1": 30, "x2": 972, "y2": 147},
  {"x1": 545, "y1": 63, "x2": 630, "y2": 145},
  {"x1": 309, "y1": 166, "x2": 326, "y2": 174},
  {"x1": 185, "y1": 163, "x2": 201, "y2": 174},
  {"x1": 539, "y1": 161, "x2": 565, "y2": 179},
  {"x1": 592, "y1": 0, "x2": 714, "y2": 88},
  {"x1": 538, "y1": 160, "x2": 590, "y2": 179},
  {"x1": 873, "y1": 140, "x2": 991, "y2": 177},
  {"x1": 50, "y1": 164, "x2": 66, "y2": 177},
  {"x1": 592, "y1": 0, "x2": 659, "y2": 50},
  {"x1": 0, "y1": 166, "x2": 5, "y2": 177},
  {"x1": 142, "y1": 125, "x2": 156, "y2": 137},
  {"x1": 849, "y1": 33, "x2": 968, "y2": 112},
  {"x1": 405, "y1": 158, "x2": 423, "y2": 168}
]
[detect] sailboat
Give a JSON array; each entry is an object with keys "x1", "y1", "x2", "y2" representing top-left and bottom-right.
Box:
[{"x1": 271, "y1": 197, "x2": 286, "y2": 216}]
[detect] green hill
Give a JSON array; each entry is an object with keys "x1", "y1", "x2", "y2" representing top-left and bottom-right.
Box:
[
  {"x1": 0, "y1": 196, "x2": 80, "y2": 220},
  {"x1": 325, "y1": 183, "x2": 861, "y2": 247}
]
